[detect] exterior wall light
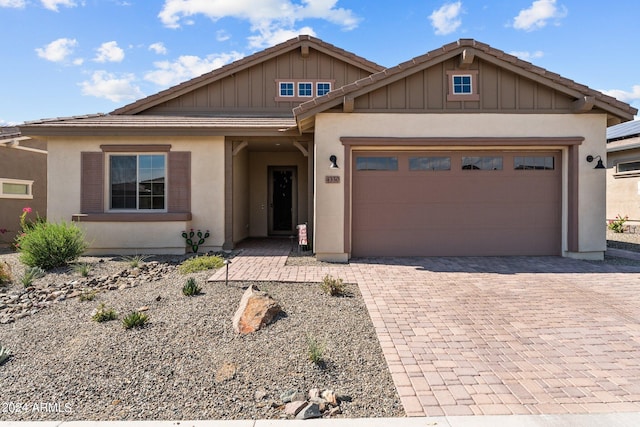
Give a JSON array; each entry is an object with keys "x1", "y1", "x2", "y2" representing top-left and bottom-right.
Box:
[
  {"x1": 586, "y1": 155, "x2": 605, "y2": 169},
  {"x1": 329, "y1": 154, "x2": 339, "y2": 169}
]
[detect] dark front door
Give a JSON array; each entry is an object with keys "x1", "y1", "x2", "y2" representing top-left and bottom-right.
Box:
[{"x1": 268, "y1": 166, "x2": 297, "y2": 235}]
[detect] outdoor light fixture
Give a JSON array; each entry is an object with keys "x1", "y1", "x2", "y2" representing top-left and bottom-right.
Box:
[
  {"x1": 329, "y1": 154, "x2": 339, "y2": 169},
  {"x1": 586, "y1": 155, "x2": 605, "y2": 169},
  {"x1": 223, "y1": 259, "x2": 231, "y2": 286}
]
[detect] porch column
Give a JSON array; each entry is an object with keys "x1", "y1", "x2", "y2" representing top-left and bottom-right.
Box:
[
  {"x1": 307, "y1": 140, "x2": 315, "y2": 249},
  {"x1": 223, "y1": 139, "x2": 233, "y2": 250}
]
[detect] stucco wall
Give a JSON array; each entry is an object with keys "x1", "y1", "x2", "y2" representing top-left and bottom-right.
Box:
[
  {"x1": 47, "y1": 136, "x2": 225, "y2": 255},
  {"x1": 313, "y1": 113, "x2": 608, "y2": 261},
  {"x1": 607, "y1": 147, "x2": 640, "y2": 226},
  {"x1": 248, "y1": 151, "x2": 308, "y2": 237}
]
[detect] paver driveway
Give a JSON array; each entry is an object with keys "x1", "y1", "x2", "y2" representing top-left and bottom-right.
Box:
[{"x1": 210, "y1": 240, "x2": 640, "y2": 417}]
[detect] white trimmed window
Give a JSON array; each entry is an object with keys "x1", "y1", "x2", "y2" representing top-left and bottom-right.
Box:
[
  {"x1": 279, "y1": 82, "x2": 295, "y2": 97},
  {"x1": 316, "y1": 82, "x2": 331, "y2": 96},
  {"x1": 446, "y1": 70, "x2": 480, "y2": 101},
  {"x1": 0, "y1": 178, "x2": 33, "y2": 199},
  {"x1": 109, "y1": 154, "x2": 166, "y2": 210},
  {"x1": 298, "y1": 82, "x2": 313, "y2": 97}
]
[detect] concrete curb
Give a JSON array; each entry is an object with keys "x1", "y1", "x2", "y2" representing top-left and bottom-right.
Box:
[{"x1": 3, "y1": 413, "x2": 640, "y2": 427}]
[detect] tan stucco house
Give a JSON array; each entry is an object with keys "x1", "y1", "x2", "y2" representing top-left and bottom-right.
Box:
[
  {"x1": 0, "y1": 127, "x2": 47, "y2": 246},
  {"x1": 19, "y1": 36, "x2": 637, "y2": 260},
  {"x1": 606, "y1": 120, "x2": 640, "y2": 231}
]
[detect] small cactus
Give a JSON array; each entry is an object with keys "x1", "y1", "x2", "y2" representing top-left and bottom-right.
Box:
[{"x1": 0, "y1": 343, "x2": 11, "y2": 365}]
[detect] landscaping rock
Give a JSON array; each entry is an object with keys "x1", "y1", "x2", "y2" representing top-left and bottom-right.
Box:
[
  {"x1": 232, "y1": 285, "x2": 282, "y2": 334},
  {"x1": 284, "y1": 400, "x2": 307, "y2": 416},
  {"x1": 295, "y1": 403, "x2": 322, "y2": 420}
]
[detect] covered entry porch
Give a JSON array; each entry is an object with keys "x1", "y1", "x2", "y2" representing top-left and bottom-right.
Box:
[{"x1": 224, "y1": 136, "x2": 314, "y2": 249}]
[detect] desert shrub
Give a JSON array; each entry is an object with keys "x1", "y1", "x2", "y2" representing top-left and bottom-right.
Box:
[
  {"x1": 0, "y1": 343, "x2": 10, "y2": 365},
  {"x1": 92, "y1": 303, "x2": 117, "y2": 322},
  {"x1": 608, "y1": 215, "x2": 628, "y2": 233},
  {"x1": 71, "y1": 262, "x2": 92, "y2": 277},
  {"x1": 121, "y1": 254, "x2": 149, "y2": 268},
  {"x1": 79, "y1": 289, "x2": 98, "y2": 302},
  {"x1": 0, "y1": 262, "x2": 12, "y2": 285},
  {"x1": 178, "y1": 255, "x2": 224, "y2": 274},
  {"x1": 306, "y1": 334, "x2": 325, "y2": 366},
  {"x1": 320, "y1": 274, "x2": 346, "y2": 296},
  {"x1": 122, "y1": 311, "x2": 148, "y2": 329},
  {"x1": 20, "y1": 266, "x2": 46, "y2": 287},
  {"x1": 17, "y1": 221, "x2": 86, "y2": 270},
  {"x1": 182, "y1": 277, "x2": 201, "y2": 296}
]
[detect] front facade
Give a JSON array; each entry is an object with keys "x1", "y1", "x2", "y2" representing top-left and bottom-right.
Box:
[{"x1": 20, "y1": 37, "x2": 636, "y2": 260}]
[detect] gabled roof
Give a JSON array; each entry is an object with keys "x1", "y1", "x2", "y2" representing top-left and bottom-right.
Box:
[
  {"x1": 294, "y1": 39, "x2": 638, "y2": 131},
  {"x1": 112, "y1": 35, "x2": 385, "y2": 116},
  {"x1": 0, "y1": 126, "x2": 21, "y2": 141}
]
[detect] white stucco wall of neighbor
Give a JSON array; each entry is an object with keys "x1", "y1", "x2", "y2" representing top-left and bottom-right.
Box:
[
  {"x1": 47, "y1": 136, "x2": 225, "y2": 255},
  {"x1": 313, "y1": 113, "x2": 608, "y2": 262}
]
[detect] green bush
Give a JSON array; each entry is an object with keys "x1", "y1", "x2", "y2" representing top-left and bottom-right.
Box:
[
  {"x1": 20, "y1": 266, "x2": 46, "y2": 287},
  {"x1": 92, "y1": 303, "x2": 117, "y2": 323},
  {"x1": 182, "y1": 277, "x2": 201, "y2": 296},
  {"x1": 122, "y1": 311, "x2": 148, "y2": 329},
  {"x1": 178, "y1": 255, "x2": 224, "y2": 274},
  {"x1": 306, "y1": 334, "x2": 325, "y2": 366},
  {"x1": 320, "y1": 274, "x2": 346, "y2": 296},
  {"x1": 17, "y1": 221, "x2": 87, "y2": 270},
  {"x1": 71, "y1": 262, "x2": 92, "y2": 277},
  {"x1": 121, "y1": 254, "x2": 149, "y2": 268},
  {"x1": 608, "y1": 214, "x2": 628, "y2": 233}
]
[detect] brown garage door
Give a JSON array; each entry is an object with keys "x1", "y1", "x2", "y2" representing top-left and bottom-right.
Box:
[{"x1": 351, "y1": 150, "x2": 561, "y2": 257}]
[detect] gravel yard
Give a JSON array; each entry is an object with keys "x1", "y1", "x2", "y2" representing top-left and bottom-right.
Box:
[{"x1": 0, "y1": 252, "x2": 403, "y2": 421}]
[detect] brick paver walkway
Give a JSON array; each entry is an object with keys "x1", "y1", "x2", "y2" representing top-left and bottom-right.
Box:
[{"x1": 210, "y1": 240, "x2": 640, "y2": 417}]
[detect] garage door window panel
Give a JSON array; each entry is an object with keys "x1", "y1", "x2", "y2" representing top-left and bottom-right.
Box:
[
  {"x1": 514, "y1": 156, "x2": 555, "y2": 170},
  {"x1": 462, "y1": 156, "x2": 503, "y2": 170},
  {"x1": 409, "y1": 156, "x2": 451, "y2": 171},
  {"x1": 356, "y1": 157, "x2": 398, "y2": 171}
]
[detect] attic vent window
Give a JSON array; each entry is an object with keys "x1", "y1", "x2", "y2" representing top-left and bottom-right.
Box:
[
  {"x1": 446, "y1": 70, "x2": 479, "y2": 101},
  {"x1": 275, "y1": 79, "x2": 335, "y2": 102},
  {"x1": 279, "y1": 82, "x2": 294, "y2": 97},
  {"x1": 298, "y1": 82, "x2": 313, "y2": 97}
]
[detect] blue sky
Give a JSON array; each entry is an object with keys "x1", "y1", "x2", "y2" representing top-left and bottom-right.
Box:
[{"x1": 1, "y1": 0, "x2": 638, "y2": 126}]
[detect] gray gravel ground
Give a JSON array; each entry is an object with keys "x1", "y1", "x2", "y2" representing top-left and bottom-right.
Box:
[{"x1": 0, "y1": 253, "x2": 403, "y2": 421}]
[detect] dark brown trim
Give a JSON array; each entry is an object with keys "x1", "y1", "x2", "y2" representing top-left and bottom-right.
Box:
[
  {"x1": 343, "y1": 145, "x2": 352, "y2": 255},
  {"x1": 341, "y1": 136, "x2": 585, "y2": 146},
  {"x1": 567, "y1": 145, "x2": 579, "y2": 252},
  {"x1": 223, "y1": 139, "x2": 234, "y2": 250},
  {"x1": 72, "y1": 212, "x2": 191, "y2": 222},
  {"x1": 100, "y1": 144, "x2": 171, "y2": 152}
]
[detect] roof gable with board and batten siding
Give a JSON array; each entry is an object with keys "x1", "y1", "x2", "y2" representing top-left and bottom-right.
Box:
[
  {"x1": 112, "y1": 35, "x2": 385, "y2": 118},
  {"x1": 294, "y1": 39, "x2": 637, "y2": 132}
]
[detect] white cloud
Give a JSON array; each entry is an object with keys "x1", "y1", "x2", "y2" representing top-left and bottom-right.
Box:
[
  {"x1": 40, "y1": 0, "x2": 77, "y2": 11},
  {"x1": 429, "y1": 1, "x2": 463, "y2": 35},
  {"x1": 35, "y1": 38, "x2": 78, "y2": 62},
  {"x1": 513, "y1": 0, "x2": 567, "y2": 31},
  {"x1": 247, "y1": 25, "x2": 315, "y2": 49},
  {"x1": 158, "y1": 0, "x2": 359, "y2": 48},
  {"x1": 79, "y1": 70, "x2": 143, "y2": 102},
  {"x1": 0, "y1": 0, "x2": 26, "y2": 8},
  {"x1": 602, "y1": 85, "x2": 640, "y2": 104},
  {"x1": 144, "y1": 51, "x2": 244, "y2": 87},
  {"x1": 509, "y1": 50, "x2": 544, "y2": 61},
  {"x1": 216, "y1": 30, "x2": 231, "y2": 42},
  {"x1": 149, "y1": 42, "x2": 168, "y2": 55},
  {"x1": 94, "y1": 41, "x2": 125, "y2": 63}
]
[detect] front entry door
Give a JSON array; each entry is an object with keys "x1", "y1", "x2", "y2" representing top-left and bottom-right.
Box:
[{"x1": 268, "y1": 166, "x2": 297, "y2": 235}]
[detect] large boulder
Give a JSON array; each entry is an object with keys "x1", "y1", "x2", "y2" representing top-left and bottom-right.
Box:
[{"x1": 232, "y1": 285, "x2": 282, "y2": 334}]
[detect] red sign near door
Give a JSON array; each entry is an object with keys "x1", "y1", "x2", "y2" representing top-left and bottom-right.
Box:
[{"x1": 297, "y1": 223, "x2": 308, "y2": 245}]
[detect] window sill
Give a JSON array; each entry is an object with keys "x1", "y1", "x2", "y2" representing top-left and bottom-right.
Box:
[
  {"x1": 613, "y1": 171, "x2": 640, "y2": 179},
  {"x1": 71, "y1": 212, "x2": 192, "y2": 222}
]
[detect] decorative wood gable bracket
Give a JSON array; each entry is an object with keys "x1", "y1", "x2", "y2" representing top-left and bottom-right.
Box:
[{"x1": 458, "y1": 49, "x2": 475, "y2": 69}]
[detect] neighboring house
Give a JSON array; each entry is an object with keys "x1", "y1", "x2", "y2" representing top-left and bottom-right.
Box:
[
  {"x1": 19, "y1": 36, "x2": 636, "y2": 260},
  {"x1": 0, "y1": 127, "x2": 47, "y2": 246},
  {"x1": 606, "y1": 120, "x2": 640, "y2": 231}
]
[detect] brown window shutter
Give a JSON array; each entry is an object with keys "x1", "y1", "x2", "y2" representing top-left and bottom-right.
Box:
[
  {"x1": 81, "y1": 152, "x2": 104, "y2": 213},
  {"x1": 168, "y1": 151, "x2": 191, "y2": 213}
]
